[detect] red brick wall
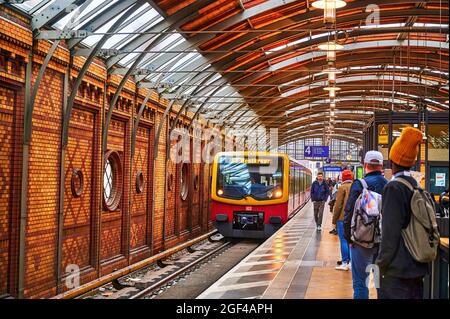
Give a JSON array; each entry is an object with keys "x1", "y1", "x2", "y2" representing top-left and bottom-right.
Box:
[
  {"x1": 62, "y1": 107, "x2": 97, "y2": 272},
  {"x1": 0, "y1": 86, "x2": 19, "y2": 296},
  {"x1": 0, "y1": 9, "x2": 221, "y2": 298}
]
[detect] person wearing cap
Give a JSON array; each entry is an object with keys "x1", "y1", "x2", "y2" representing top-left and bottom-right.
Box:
[
  {"x1": 376, "y1": 127, "x2": 429, "y2": 299},
  {"x1": 343, "y1": 150, "x2": 388, "y2": 299},
  {"x1": 332, "y1": 170, "x2": 354, "y2": 271}
]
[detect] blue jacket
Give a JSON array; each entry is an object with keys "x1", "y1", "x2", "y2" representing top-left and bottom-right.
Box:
[
  {"x1": 310, "y1": 180, "x2": 330, "y2": 202},
  {"x1": 343, "y1": 171, "x2": 388, "y2": 243}
]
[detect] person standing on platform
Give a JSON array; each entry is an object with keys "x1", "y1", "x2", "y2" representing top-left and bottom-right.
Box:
[
  {"x1": 311, "y1": 172, "x2": 330, "y2": 232},
  {"x1": 376, "y1": 127, "x2": 434, "y2": 299},
  {"x1": 343, "y1": 151, "x2": 388, "y2": 299},
  {"x1": 332, "y1": 170, "x2": 353, "y2": 270}
]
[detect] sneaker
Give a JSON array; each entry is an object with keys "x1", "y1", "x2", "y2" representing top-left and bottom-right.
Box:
[
  {"x1": 329, "y1": 229, "x2": 338, "y2": 235},
  {"x1": 316, "y1": 225, "x2": 322, "y2": 232},
  {"x1": 335, "y1": 262, "x2": 349, "y2": 271},
  {"x1": 336, "y1": 260, "x2": 342, "y2": 266}
]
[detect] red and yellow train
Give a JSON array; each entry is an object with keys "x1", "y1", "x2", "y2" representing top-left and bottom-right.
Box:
[{"x1": 210, "y1": 152, "x2": 312, "y2": 239}]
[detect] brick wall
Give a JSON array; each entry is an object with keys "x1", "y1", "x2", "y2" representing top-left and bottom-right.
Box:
[{"x1": 0, "y1": 8, "x2": 225, "y2": 298}]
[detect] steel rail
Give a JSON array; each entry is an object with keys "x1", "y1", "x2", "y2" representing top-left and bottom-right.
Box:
[
  {"x1": 130, "y1": 241, "x2": 231, "y2": 299},
  {"x1": 51, "y1": 230, "x2": 218, "y2": 299}
]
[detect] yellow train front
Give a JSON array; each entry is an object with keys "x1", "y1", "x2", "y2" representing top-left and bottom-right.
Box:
[{"x1": 211, "y1": 151, "x2": 312, "y2": 239}]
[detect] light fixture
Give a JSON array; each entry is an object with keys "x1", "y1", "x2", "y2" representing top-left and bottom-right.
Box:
[
  {"x1": 318, "y1": 42, "x2": 344, "y2": 51},
  {"x1": 318, "y1": 42, "x2": 344, "y2": 62},
  {"x1": 312, "y1": 0, "x2": 347, "y2": 25},
  {"x1": 324, "y1": 86, "x2": 341, "y2": 91},
  {"x1": 324, "y1": 67, "x2": 342, "y2": 83}
]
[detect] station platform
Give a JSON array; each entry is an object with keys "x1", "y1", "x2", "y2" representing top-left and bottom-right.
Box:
[{"x1": 198, "y1": 201, "x2": 376, "y2": 299}]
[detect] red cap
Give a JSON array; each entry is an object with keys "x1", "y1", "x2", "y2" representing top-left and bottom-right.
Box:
[{"x1": 341, "y1": 170, "x2": 353, "y2": 182}]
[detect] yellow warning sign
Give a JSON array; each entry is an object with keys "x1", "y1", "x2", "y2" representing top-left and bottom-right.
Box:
[{"x1": 378, "y1": 124, "x2": 389, "y2": 145}]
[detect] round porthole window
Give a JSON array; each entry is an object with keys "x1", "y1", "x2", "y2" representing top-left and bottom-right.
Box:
[
  {"x1": 103, "y1": 150, "x2": 123, "y2": 211},
  {"x1": 135, "y1": 171, "x2": 144, "y2": 193},
  {"x1": 71, "y1": 169, "x2": 84, "y2": 198},
  {"x1": 180, "y1": 163, "x2": 189, "y2": 201}
]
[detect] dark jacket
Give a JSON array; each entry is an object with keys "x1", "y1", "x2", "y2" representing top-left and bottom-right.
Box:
[
  {"x1": 375, "y1": 174, "x2": 429, "y2": 278},
  {"x1": 343, "y1": 171, "x2": 388, "y2": 243},
  {"x1": 310, "y1": 180, "x2": 330, "y2": 202}
]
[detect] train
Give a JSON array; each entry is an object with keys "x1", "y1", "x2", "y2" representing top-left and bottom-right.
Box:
[{"x1": 210, "y1": 151, "x2": 312, "y2": 239}]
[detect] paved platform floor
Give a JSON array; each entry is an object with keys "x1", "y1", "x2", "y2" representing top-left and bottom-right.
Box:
[{"x1": 198, "y1": 201, "x2": 376, "y2": 299}]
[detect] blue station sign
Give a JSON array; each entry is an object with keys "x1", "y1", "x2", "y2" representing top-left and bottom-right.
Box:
[
  {"x1": 323, "y1": 166, "x2": 343, "y2": 172},
  {"x1": 304, "y1": 146, "x2": 330, "y2": 158}
]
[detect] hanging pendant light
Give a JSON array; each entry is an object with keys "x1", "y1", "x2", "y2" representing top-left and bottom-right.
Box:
[
  {"x1": 318, "y1": 42, "x2": 344, "y2": 62},
  {"x1": 312, "y1": 0, "x2": 347, "y2": 26},
  {"x1": 323, "y1": 67, "x2": 342, "y2": 83}
]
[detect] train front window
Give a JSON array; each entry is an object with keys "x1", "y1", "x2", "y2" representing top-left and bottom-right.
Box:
[{"x1": 217, "y1": 155, "x2": 283, "y2": 200}]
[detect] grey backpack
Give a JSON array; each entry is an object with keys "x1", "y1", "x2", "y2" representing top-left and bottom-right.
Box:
[
  {"x1": 395, "y1": 177, "x2": 440, "y2": 263},
  {"x1": 351, "y1": 179, "x2": 383, "y2": 248}
]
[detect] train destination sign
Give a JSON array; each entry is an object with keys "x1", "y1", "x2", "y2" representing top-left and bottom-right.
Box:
[{"x1": 304, "y1": 146, "x2": 330, "y2": 158}]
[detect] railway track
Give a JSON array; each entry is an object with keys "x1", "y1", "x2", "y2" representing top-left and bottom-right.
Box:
[{"x1": 74, "y1": 233, "x2": 234, "y2": 299}]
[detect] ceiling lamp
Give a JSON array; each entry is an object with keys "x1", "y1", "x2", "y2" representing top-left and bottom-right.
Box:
[
  {"x1": 323, "y1": 67, "x2": 342, "y2": 83},
  {"x1": 312, "y1": 0, "x2": 347, "y2": 26},
  {"x1": 318, "y1": 42, "x2": 344, "y2": 62},
  {"x1": 324, "y1": 86, "x2": 341, "y2": 91}
]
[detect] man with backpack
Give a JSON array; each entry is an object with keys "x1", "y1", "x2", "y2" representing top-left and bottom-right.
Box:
[
  {"x1": 343, "y1": 151, "x2": 388, "y2": 299},
  {"x1": 311, "y1": 172, "x2": 330, "y2": 231},
  {"x1": 376, "y1": 127, "x2": 439, "y2": 299}
]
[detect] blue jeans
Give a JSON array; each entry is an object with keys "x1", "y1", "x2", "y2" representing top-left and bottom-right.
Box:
[
  {"x1": 350, "y1": 245, "x2": 377, "y2": 299},
  {"x1": 337, "y1": 221, "x2": 350, "y2": 263}
]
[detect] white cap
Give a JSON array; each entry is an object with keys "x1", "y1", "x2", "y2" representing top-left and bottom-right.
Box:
[{"x1": 364, "y1": 150, "x2": 384, "y2": 165}]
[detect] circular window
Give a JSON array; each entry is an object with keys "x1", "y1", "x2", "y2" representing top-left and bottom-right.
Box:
[
  {"x1": 168, "y1": 173, "x2": 174, "y2": 191},
  {"x1": 194, "y1": 174, "x2": 199, "y2": 190},
  {"x1": 71, "y1": 169, "x2": 84, "y2": 198},
  {"x1": 180, "y1": 163, "x2": 189, "y2": 201},
  {"x1": 103, "y1": 150, "x2": 123, "y2": 211},
  {"x1": 135, "y1": 171, "x2": 144, "y2": 193}
]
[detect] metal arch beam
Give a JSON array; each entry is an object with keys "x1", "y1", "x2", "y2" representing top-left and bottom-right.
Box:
[
  {"x1": 240, "y1": 59, "x2": 449, "y2": 98},
  {"x1": 159, "y1": 36, "x2": 447, "y2": 126},
  {"x1": 282, "y1": 133, "x2": 362, "y2": 146},
  {"x1": 31, "y1": 0, "x2": 87, "y2": 30},
  {"x1": 103, "y1": 0, "x2": 219, "y2": 153},
  {"x1": 195, "y1": 7, "x2": 448, "y2": 74},
  {"x1": 66, "y1": 0, "x2": 143, "y2": 48},
  {"x1": 254, "y1": 81, "x2": 448, "y2": 125},
  {"x1": 131, "y1": 89, "x2": 154, "y2": 158},
  {"x1": 235, "y1": 38, "x2": 448, "y2": 87},
  {"x1": 153, "y1": 70, "x2": 221, "y2": 160},
  {"x1": 106, "y1": 0, "x2": 217, "y2": 68},
  {"x1": 62, "y1": 3, "x2": 141, "y2": 149},
  {"x1": 168, "y1": 73, "x2": 218, "y2": 135},
  {"x1": 281, "y1": 120, "x2": 368, "y2": 136},
  {"x1": 259, "y1": 89, "x2": 447, "y2": 120},
  {"x1": 282, "y1": 129, "x2": 364, "y2": 141}
]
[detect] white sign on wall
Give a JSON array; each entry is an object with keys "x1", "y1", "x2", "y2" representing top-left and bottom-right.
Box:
[{"x1": 436, "y1": 173, "x2": 446, "y2": 187}]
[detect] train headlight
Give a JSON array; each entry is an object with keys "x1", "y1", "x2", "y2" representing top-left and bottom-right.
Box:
[
  {"x1": 274, "y1": 190, "x2": 283, "y2": 198},
  {"x1": 217, "y1": 189, "x2": 224, "y2": 196}
]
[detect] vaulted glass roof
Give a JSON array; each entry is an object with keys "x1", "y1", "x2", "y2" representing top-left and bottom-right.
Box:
[{"x1": 10, "y1": 0, "x2": 449, "y2": 140}]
